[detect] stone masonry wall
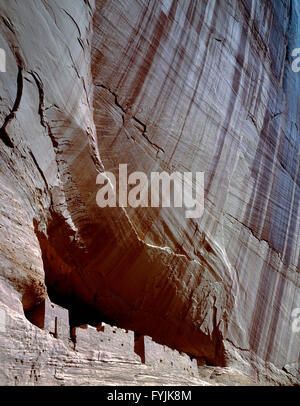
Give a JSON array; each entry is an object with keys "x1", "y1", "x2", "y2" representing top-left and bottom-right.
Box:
[{"x1": 33, "y1": 300, "x2": 201, "y2": 379}]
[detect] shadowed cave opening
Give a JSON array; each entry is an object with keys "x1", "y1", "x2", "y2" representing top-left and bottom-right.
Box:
[
  {"x1": 25, "y1": 218, "x2": 116, "y2": 337},
  {"x1": 26, "y1": 217, "x2": 224, "y2": 367}
]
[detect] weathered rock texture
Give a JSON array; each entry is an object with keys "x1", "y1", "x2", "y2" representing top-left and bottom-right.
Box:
[
  {"x1": 0, "y1": 290, "x2": 257, "y2": 385},
  {"x1": 0, "y1": 0, "x2": 299, "y2": 385}
]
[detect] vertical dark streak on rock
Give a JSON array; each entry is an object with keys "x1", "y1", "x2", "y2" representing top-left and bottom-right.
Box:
[
  {"x1": 247, "y1": 0, "x2": 300, "y2": 360},
  {"x1": 205, "y1": 0, "x2": 246, "y2": 192},
  {"x1": 168, "y1": 0, "x2": 220, "y2": 166},
  {"x1": 152, "y1": 0, "x2": 206, "y2": 129},
  {"x1": 114, "y1": 4, "x2": 155, "y2": 93},
  {"x1": 127, "y1": 10, "x2": 168, "y2": 106},
  {"x1": 263, "y1": 0, "x2": 300, "y2": 362}
]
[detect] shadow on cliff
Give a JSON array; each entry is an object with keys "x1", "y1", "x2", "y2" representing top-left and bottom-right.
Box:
[
  {"x1": 30, "y1": 212, "x2": 227, "y2": 367},
  {"x1": 31, "y1": 216, "x2": 113, "y2": 329}
]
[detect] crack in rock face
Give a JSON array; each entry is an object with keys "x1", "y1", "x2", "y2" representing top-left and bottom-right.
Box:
[
  {"x1": 0, "y1": 0, "x2": 299, "y2": 385},
  {"x1": 0, "y1": 65, "x2": 23, "y2": 147}
]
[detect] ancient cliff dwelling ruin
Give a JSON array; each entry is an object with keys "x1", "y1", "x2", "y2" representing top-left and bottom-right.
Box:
[{"x1": 0, "y1": 0, "x2": 299, "y2": 387}]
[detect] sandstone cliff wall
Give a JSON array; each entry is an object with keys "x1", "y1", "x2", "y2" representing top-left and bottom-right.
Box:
[{"x1": 0, "y1": 0, "x2": 299, "y2": 385}]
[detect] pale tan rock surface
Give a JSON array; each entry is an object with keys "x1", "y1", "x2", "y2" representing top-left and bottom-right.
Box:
[
  {"x1": 0, "y1": 292, "x2": 257, "y2": 385},
  {"x1": 0, "y1": 0, "x2": 299, "y2": 385}
]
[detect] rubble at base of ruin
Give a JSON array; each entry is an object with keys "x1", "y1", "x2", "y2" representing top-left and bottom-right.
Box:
[{"x1": 27, "y1": 299, "x2": 200, "y2": 378}]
